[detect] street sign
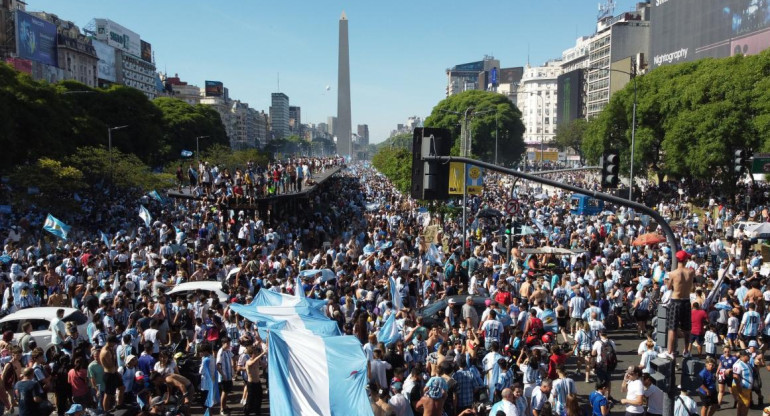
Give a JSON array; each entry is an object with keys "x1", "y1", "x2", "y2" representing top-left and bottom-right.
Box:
[
  {"x1": 448, "y1": 163, "x2": 484, "y2": 195},
  {"x1": 505, "y1": 199, "x2": 519, "y2": 215},
  {"x1": 751, "y1": 154, "x2": 770, "y2": 174}
]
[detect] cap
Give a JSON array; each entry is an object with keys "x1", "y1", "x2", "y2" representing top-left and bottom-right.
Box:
[
  {"x1": 675, "y1": 250, "x2": 691, "y2": 262},
  {"x1": 126, "y1": 355, "x2": 137, "y2": 363},
  {"x1": 739, "y1": 349, "x2": 751, "y2": 356},
  {"x1": 484, "y1": 299, "x2": 492, "y2": 306},
  {"x1": 448, "y1": 298, "x2": 456, "y2": 305},
  {"x1": 466, "y1": 296, "x2": 473, "y2": 302},
  {"x1": 135, "y1": 370, "x2": 145, "y2": 381},
  {"x1": 749, "y1": 340, "x2": 759, "y2": 348},
  {"x1": 66, "y1": 404, "x2": 84, "y2": 415}
]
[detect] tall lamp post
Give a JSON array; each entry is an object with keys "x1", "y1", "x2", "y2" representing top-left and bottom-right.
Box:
[
  {"x1": 195, "y1": 135, "x2": 209, "y2": 165},
  {"x1": 587, "y1": 62, "x2": 637, "y2": 201},
  {"x1": 108, "y1": 125, "x2": 129, "y2": 182}
]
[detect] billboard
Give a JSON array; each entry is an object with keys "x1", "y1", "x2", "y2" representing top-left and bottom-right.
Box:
[
  {"x1": 15, "y1": 11, "x2": 58, "y2": 67},
  {"x1": 6, "y1": 57, "x2": 31, "y2": 74},
  {"x1": 92, "y1": 40, "x2": 116, "y2": 82},
  {"x1": 556, "y1": 69, "x2": 584, "y2": 124},
  {"x1": 651, "y1": 0, "x2": 770, "y2": 68},
  {"x1": 205, "y1": 80, "x2": 224, "y2": 97},
  {"x1": 93, "y1": 18, "x2": 141, "y2": 57},
  {"x1": 140, "y1": 40, "x2": 152, "y2": 63}
]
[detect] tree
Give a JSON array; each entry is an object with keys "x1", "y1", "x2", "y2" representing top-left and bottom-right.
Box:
[
  {"x1": 424, "y1": 90, "x2": 525, "y2": 166},
  {"x1": 376, "y1": 133, "x2": 412, "y2": 151},
  {"x1": 65, "y1": 146, "x2": 173, "y2": 191},
  {"x1": 371, "y1": 147, "x2": 412, "y2": 194},
  {"x1": 553, "y1": 118, "x2": 589, "y2": 163},
  {"x1": 153, "y1": 97, "x2": 229, "y2": 162}
]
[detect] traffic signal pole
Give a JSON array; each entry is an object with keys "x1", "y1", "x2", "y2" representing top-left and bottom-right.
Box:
[{"x1": 424, "y1": 155, "x2": 680, "y2": 267}]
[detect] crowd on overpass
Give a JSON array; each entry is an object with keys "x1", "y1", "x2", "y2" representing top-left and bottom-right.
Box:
[{"x1": 0, "y1": 160, "x2": 769, "y2": 416}]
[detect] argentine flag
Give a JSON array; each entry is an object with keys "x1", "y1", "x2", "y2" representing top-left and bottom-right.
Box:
[
  {"x1": 99, "y1": 230, "x2": 111, "y2": 248},
  {"x1": 377, "y1": 311, "x2": 401, "y2": 347},
  {"x1": 181, "y1": 149, "x2": 193, "y2": 158},
  {"x1": 389, "y1": 276, "x2": 403, "y2": 310},
  {"x1": 267, "y1": 329, "x2": 373, "y2": 416},
  {"x1": 149, "y1": 190, "x2": 164, "y2": 203},
  {"x1": 295, "y1": 276, "x2": 305, "y2": 298},
  {"x1": 229, "y1": 303, "x2": 338, "y2": 337},
  {"x1": 250, "y1": 287, "x2": 327, "y2": 313},
  {"x1": 138, "y1": 205, "x2": 152, "y2": 227},
  {"x1": 43, "y1": 214, "x2": 71, "y2": 240},
  {"x1": 299, "y1": 268, "x2": 337, "y2": 283}
]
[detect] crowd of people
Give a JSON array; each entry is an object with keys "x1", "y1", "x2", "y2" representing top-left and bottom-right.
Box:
[{"x1": 0, "y1": 159, "x2": 769, "y2": 416}]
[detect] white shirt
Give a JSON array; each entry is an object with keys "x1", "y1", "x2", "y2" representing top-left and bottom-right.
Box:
[
  {"x1": 388, "y1": 393, "x2": 414, "y2": 416},
  {"x1": 591, "y1": 339, "x2": 616, "y2": 364},
  {"x1": 625, "y1": 379, "x2": 645, "y2": 414},
  {"x1": 50, "y1": 317, "x2": 65, "y2": 346},
  {"x1": 674, "y1": 394, "x2": 697, "y2": 416}
]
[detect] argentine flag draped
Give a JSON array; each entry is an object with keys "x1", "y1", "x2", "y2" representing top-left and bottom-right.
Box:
[
  {"x1": 378, "y1": 311, "x2": 400, "y2": 347},
  {"x1": 296, "y1": 276, "x2": 305, "y2": 298},
  {"x1": 138, "y1": 205, "x2": 152, "y2": 227},
  {"x1": 43, "y1": 214, "x2": 71, "y2": 240},
  {"x1": 389, "y1": 276, "x2": 403, "y2": 310},
  {"x1": 267, "y1": 329, "x2": 373, "y2": 416}
]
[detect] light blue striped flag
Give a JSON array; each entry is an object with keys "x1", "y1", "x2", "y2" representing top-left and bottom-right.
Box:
[
  {"x1": 138, "y1": 205, "x2": 152, "y2": 227},
  {"x1": 378, "y1": 312, "x2": 400, "y2": 347},
  {"x1": 43, "y1": 214, "x2": 71, "y2": 240},
  {"x1": 389, "y1": 276, "x2": 403, "y2": 310},
  {"x1": 149, "y1": 190, "x2": 164, "y2": 203},
  {"x1": 99, "y1": 230, "x2": 110, "y2": 248}
]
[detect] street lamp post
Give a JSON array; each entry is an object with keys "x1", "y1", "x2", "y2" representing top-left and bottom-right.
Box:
[
  {"x1": 587, "y1": 62, "x2": 637, "y2": 201},
  {"x1": 195, "y1": 136, "x2": 209, "y2": 165},
  {"x1": 108, "y1": 125, "x2": 129, "y2": 183},
  {"x1": 495, "y1": 112, "x2": 499, "y2": 166}
]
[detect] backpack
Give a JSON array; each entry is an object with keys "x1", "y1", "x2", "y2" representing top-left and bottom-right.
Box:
[
  {"x1": 599, "y1": 340, "x2": 617, "y2": 372},
  {"x1": 177, "y1": 308, "x2": 191, "y2": 330}
]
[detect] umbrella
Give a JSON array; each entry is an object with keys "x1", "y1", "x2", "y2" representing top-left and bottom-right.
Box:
[
  {"x1": 746, "y1": 222, "x2": 770, "y2": 239},
  {"x1": 631, "y1": 233, "x2": 666, "y2": 246}
]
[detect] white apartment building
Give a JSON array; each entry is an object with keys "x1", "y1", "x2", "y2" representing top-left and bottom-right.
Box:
[{"x1": 517, "y1": 60, "x2": 562, "y2": 146}]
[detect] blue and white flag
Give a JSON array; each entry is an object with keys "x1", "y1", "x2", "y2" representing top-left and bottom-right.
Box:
[
  {"x1": 296, "y1": 276, "x2": 305, "y2": 298},
  {"x1": 389, "y1": 276, "x2": 403, "y2": 310},
  {"x1": 426, "y1": 243, "x2": 444, "y2": 265},
  {"x1": 249, "y1": 288, "x2": 327, "y2": 312},
  {"x1": 378, "y1": 311, "x2": 400, "y2": 347},
  {"x1": 138, "y1": 205, "x2": 152, "y2": 227},
  {"x1": 267, "y1": 329, "x2": 373, "y2": 416},
  {"x1": 230, "y1": 303, "x2": 339, "y2": 338},
  {"x1": 99, "y1": 230, "x2": 110, "y2": 248},
  {"x1": 0, "y1": 254, "x2": 10, "y2": 264},
  {"x1": 149, "y1": 190, "x2": 164, "y2": 203},
  {"x1": 181, "y1": 149, "x2": 193, "y2": 158},
  {"x1": 299, "y1": 268, "x2": 337, "y2": 283},
  {"x1": 43, "y1": 214, "x2": 71, "y2": 240}
]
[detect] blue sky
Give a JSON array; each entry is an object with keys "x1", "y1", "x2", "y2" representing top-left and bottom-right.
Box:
[{"x1": 30, "y1": 0, "x2": 640, "y2": 143}]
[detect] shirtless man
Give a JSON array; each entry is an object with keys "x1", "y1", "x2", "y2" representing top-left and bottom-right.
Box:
[
  {"x1": 244, "y1": 345, "x2": 266, "y2": 416},
  {"x1": 661, "y1": 250, "x2": 695, "y2": 359},
  {"x1": 100, "y1": 335, "x2": 124, "y2": 410},
  {"x1": 151, "y1": 372, "x2": 193, "y2": 410}
]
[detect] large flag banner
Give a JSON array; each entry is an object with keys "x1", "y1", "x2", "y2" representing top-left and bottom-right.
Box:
[
  {"x1": 249, "y1": 288, "x2": 327, "y2": 312},
  {"x1": 267, "y1": 329, "x2": 373, "y2": 416},
  {"x1": 181, "y1": 149, "x2": 193, "y2": 158},
  {"x1": 43, "y1": 214, "x2": 70, "y2": 240},
  {"x1": 138, "y1": 205, "x2": 152, "y2": 227},
  {"x1": 295, "y1": 276, "x2": 305, "y2": 298},
  {"x1": 299, "y1": 268, "x2": 337, "y2": 283}
]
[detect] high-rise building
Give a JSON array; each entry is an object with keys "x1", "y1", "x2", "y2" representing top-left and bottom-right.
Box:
[
  {"x1": 445, "y1": 56, "x2": 500, "y2": 97},
  {"x1": 517, "y1": 60, "x2": 562, "y2": 149},
  {"x1": 31, "y1": 12, "x2": 98, "y2": 88},
  {"x1": 270, "y1": 92, "x2": 289, "y2": 140},
  {"x1": 584, "y1": 3, "x2": 650, "y2": 118},
  {"x1": 289, "y1": 105, "x2": 301, "y2": 137},
  {"x1": 162, "y1": 73, "x2": 201, "y2": 105},
  {"x1": 87, "y1": 19, "x2": 159, "y2": 99},
  {"x1": 357, "y1": 124, "x2": 369, "y2": 146},
  {"x1": 327, "y1": 116, "x2": 337, "y2": 140},
  {"x1": 336, "y1": 11, "x2": 352, "y2": 157}
]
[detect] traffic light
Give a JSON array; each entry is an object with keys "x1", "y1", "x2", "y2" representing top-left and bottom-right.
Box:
[
  {"x1": 601, "y1": 150, "x2": 620, "y2": 189},
  {"x1": 733, "y1": 149, "x2": 750, "y2": 174},
  {"x1": 410, "y1": 128, "x2": 451, "y2": 200}
]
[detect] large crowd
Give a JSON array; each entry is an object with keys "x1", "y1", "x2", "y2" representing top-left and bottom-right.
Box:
[{"x1": 0, "y1": 158, "x2": 769, "y2": 416}]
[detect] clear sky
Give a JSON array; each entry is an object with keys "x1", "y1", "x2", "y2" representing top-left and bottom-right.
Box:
[{"x1": 29, "y1": 0, "x2": 640, "y2": 143}]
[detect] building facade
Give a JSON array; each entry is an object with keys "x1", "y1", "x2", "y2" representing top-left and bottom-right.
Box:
[
  {"x1": 517, "y1": 60, "x2": 562, "y2": 148},
  {"x1": 445, "y1": 55, "x2": 500, "y2": 97},
  {"x1": 584, "y1": 4, "x2": 650, "y2": 118},
  {"x1": 289, "y1": 105, "x2": 301, "y2": 137},
  {"x1": 270, "y1": 92, "x2": 289, "y2": 140},
  {"x1": 163, "y1": 73, "x2": 201, "y2": 105},
  {"x1": 32, "y1": 12, "x2": 98, "y2": 88},
  {"x1": 357, "y1": 124, "x2": 369, "y2": 146}
]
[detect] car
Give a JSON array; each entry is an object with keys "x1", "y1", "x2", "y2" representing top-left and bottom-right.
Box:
[
  {"x1": 417, "y1": 295, "x2": 489, "y2": 328},
  {"x1": 0, "y1": 307, "x2": 89, "y2": 359},
  {"x1": 167, "y1": 281, "x2": 229, "y2": 303}
]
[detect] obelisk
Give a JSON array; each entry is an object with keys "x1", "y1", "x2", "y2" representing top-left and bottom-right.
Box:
[{"x1": 336, "y1": 11, "x2": 352, "y2": 158}]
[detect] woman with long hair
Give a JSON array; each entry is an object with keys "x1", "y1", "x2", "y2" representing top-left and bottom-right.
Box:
[{"x1": 565, "y1": 393, "x2": 582, "y2": 416}]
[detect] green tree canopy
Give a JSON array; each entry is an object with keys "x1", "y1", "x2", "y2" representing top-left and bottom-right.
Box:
[
  {"x1": 424, "y1": 90, "x2": 525, "y2": 166},
  {"x1": 553, "y1": 118, "x2": 589, "y2": 163}
]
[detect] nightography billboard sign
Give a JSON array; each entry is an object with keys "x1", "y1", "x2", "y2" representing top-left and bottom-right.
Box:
[
  {"x1": 651, "y1": 0, "x2": 770, "y2": 68},
  {"x1": 557, "y1": 69, "x2": 584, "y2": 124},
  {"x1": 205, "y1": 80, "x2": 224, "y2": 97},
  {"x1": 93, "y1": 19, "x2": 141, "y2": 57},
  {"x1": 15, "y1": 11, "x2": 58, "y2": 67}
]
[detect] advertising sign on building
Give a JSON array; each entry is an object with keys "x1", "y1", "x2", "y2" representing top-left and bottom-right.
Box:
[
  {"x1": 92, "y1": 40, "x2": 116, "y2": 82},
  {"x1": 15, "y1": 11, "x2": 58, "y2": 67},
  {"x1": 93, "y1": 18, "x2": 141, "y2": 57},
  {"x1": 651, "y1": 0, "x2": 770, "y2": 68},
  {"x1": 140, "y1": 40, "x2": 152, "y2": 63},
  {"x1": 205, "y1": 80, "x2": 224, "y2": 97},
  {"x1": 5, "y1": 57, "x2": 32, "y2": 74}
]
